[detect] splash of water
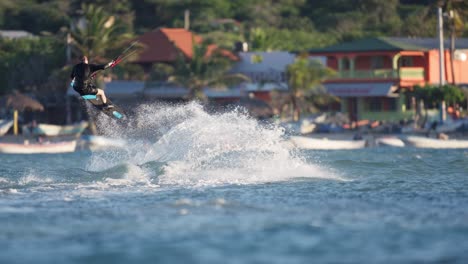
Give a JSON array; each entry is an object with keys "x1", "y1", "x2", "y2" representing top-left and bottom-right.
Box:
[{"x1": 87, "y1": 102, "x2": 338, "y2": 187}]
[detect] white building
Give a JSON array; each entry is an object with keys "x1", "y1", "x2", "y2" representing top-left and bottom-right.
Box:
[{"x1": 0, "y1": 30, "x2": 34, "y2": 39}]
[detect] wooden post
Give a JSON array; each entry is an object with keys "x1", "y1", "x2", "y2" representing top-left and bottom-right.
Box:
[{"x1": 13, "y1": 110, "x2": 18, "y2": 135}]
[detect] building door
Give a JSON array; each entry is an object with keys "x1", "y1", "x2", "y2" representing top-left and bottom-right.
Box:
[{"x1": 347, "y1": 97, "x2": 358, "y2": 122}]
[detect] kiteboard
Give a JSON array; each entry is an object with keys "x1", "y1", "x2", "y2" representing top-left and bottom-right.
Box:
[{"x1": 81, "y1": 94, "x2": 125, "y2": 120}]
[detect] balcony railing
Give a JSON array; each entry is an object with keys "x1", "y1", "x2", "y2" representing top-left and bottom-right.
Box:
[
  {"x1": 399, "y1": 67, "x2": 425, "y2": 79},
  {"x1": 330, "y1": 67, "x2": 425, "y2": 80}
]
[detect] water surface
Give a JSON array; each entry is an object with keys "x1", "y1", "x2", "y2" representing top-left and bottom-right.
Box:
[{"x1": 1, "y1": 103, "x2": 467, "y2": 263}]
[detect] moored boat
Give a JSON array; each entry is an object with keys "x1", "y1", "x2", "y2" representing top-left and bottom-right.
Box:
[
  {"x1": 0, "y1": 140, "x2": 77, "y2": 154},
  {"x1": 23, "y1": 121, "x2": 88, "y2": 137},
  {"x1": 402, "y1": 135, "x2": 468, "y2": 149},
  {"x1": 290, "y1": 135, "x2": 366, "y2": 150}
]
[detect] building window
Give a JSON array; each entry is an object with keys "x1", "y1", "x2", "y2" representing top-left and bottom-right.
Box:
[
  {"x1": 366, "y1": 97, "x2": 382, "y2": 111},
  {"x1": 400, "y1": 56, "x2": 413, "y2": 67},
  {"x1": 382, "y1": 98, "x2": 397, "y2": 111},
  {"x1": 342, "y1": 57, "x2": 350, "y2": 70},
  {"x1": 364, "y1": 97, "x2": 397, "y2": 112},
  {"x1": 371, "y1": 56, "x2": 384, "y2": 69}
]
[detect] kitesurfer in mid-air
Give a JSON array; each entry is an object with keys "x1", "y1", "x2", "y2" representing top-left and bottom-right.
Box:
[{"x1": 70, "y1": 55, "x2": 115, "y2": 109}]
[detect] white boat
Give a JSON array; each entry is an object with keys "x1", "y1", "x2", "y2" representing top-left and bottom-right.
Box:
[
  {"x1": 375, "y1": 136, "x2": 405, "y2": 147},
  {"x1": 0, "y1": 120, "x2": 13, "y2": 136},
  {"x1": 80, "y1": 135, "x2": 127, "y2": 150},
  {"x1": 0, "y1": 140, "x2": 77, "y2": 154},
  {"x1": 402, "y1": 135, "x2": 468, "y2": 149},
  {"x1": 290, "y1": 136, "x2": 366, "y2": 150},
  {"x1": 23, "y1": 121, "x2": 88, "y2": 137}
]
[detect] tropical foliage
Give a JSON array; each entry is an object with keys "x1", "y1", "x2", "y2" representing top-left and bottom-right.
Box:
[
  {"x1": 286, "y1": 55, "x2": 335, "y2": 121},
  {"x1": 69, "y1": 4, "x2": 132, "y2": 62},
  {"x1": 0, "y1": 37, "x2": 65, "y2": 94},
  {"x1": 168, "y1": 41, "x2": 249, "y2": 100},
  {"x1": 1, "y1": 0, "x2": 468, "y2": 97},
  {"x1": 407, "y1": 84, "x2": 466, "y2": 108}
]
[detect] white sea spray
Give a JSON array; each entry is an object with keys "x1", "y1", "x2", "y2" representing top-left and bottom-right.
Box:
[{"x1": 87, "y1": 101, "x2": 339, "y2": 187}]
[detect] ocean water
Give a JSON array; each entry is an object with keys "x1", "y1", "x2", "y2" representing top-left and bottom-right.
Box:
[{"x1": 1, "y1": 102, "x2": 467, "y2": 264}]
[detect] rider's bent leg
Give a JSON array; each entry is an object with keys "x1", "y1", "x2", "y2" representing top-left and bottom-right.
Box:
[{"x1": 96, "y1": 89, "x2": 108, "y2": 104}]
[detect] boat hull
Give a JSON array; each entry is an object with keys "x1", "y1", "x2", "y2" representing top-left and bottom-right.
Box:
[
  {"x1": 0, "y1": 141, "x2": 77, "y2": 154},
  {"x1": 290, "y1": 136, "x2": 366, "y2": 150},
  {"x1": 375, "y1": 136, "x2": 405, "y2": 147},
  {"x1": 403, "y1": 136, "x2": 468, "y2": 149}
]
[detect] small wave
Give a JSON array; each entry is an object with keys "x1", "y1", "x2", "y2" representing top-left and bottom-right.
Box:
[
  {"x1": 94, "y1": 102, "x2": 340, "y2": 187},
  {"x1": 0, "y1": 177, "x2": 10, "y2": 184},
  {"x1": 18, "y1": 174, "x2": 54, "y2": 186},
  {"x1": 0, "y1": 188, "x2": 20, "y2": 195},
  {"x1": 101, "y1": 163, "x2": 159, "y2": 187}
]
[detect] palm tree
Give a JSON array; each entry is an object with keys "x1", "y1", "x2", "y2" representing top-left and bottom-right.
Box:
[
  {"x1": 69, "y1": 4, "x2": 131, "y2": 62},
  {"x1": 286, "y1": 54, "x2": 335, "y2": 121},
  {"x1": 247, "y1": 27, "x2": 271, "y2": 51},
  {"x1": 169, "y1": 41, "x2": 249, "y2": 100}
]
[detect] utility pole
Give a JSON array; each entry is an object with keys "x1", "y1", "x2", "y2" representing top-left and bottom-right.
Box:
[
  {"x1": 438, "y1": 6, "x2": 447, "y2": 123},
  {"x1": 438, "y1": 6, "x2": 446, "y2": 86},
  {"x1": 184, "y1": 10, "x2": 190, "y2": 30},
  {"x1": 448, "y1": 10, "x2": 456, "y2": 84},
  {"x1": 66, "y1": 21, "x2": 73, "y2": 125}
]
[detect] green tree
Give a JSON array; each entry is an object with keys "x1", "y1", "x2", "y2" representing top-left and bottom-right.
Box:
[
  {"x1": 169, "y1": 41, "x2": 249, "y2": 100},
  {"x1": 69, "y1": 3, "x2": 132, "y2": 62},
  {"x1": 442, "y1": 85, "x2": 465, "y2": 105},
  {"x1": 411, "y1": 84, "x2": 465, "y2": 107},
  {"x1": 2, "y1": 1, "x2": 69, "y2": 34},
  {"x1": 0, "y1": 37, "x2": 66, "y2": 95},
  {"x1": 286, "y1": 55, "x2": 335, "y2": 121},
  {"x1": 72, "y1": 0, "x2": 134, "y2": 31},
  {"x1": 247, "y1": 27, "x2": 270, "y2": 51},
  {"x1": 399, "y1": 5, "x2": 437, "y2": 37}
]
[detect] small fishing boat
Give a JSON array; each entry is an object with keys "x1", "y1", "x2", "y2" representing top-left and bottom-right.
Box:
[
  {"x1": 23, "y1": 121, "x2": 88, "y2": 137},
  {"x1": 0, "y1": 140, "x2": 77, "y2": 154},
  {"x1": 290, "y1": 136, "x2": 366, "y2": 150},
  {"x1": 402, "y1": 135, "x2": 468, "y2": 149}
]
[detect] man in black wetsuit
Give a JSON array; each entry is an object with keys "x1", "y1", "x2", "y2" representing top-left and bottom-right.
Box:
[{"x1": 70, "y1": 55, "x2": 115, "y2": 109}]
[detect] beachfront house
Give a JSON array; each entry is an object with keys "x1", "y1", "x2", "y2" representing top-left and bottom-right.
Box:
[{"x1": 308, "y1": 37, "x2": 468, "y2": 122}]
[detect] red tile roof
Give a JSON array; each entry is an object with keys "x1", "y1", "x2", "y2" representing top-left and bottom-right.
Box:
[
  {"x1": 133, "y1": 28, "x2": 237, "y2": 64},
  {"x1": 160, "y1": 28, "x2": 202, "y2": 59}
]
